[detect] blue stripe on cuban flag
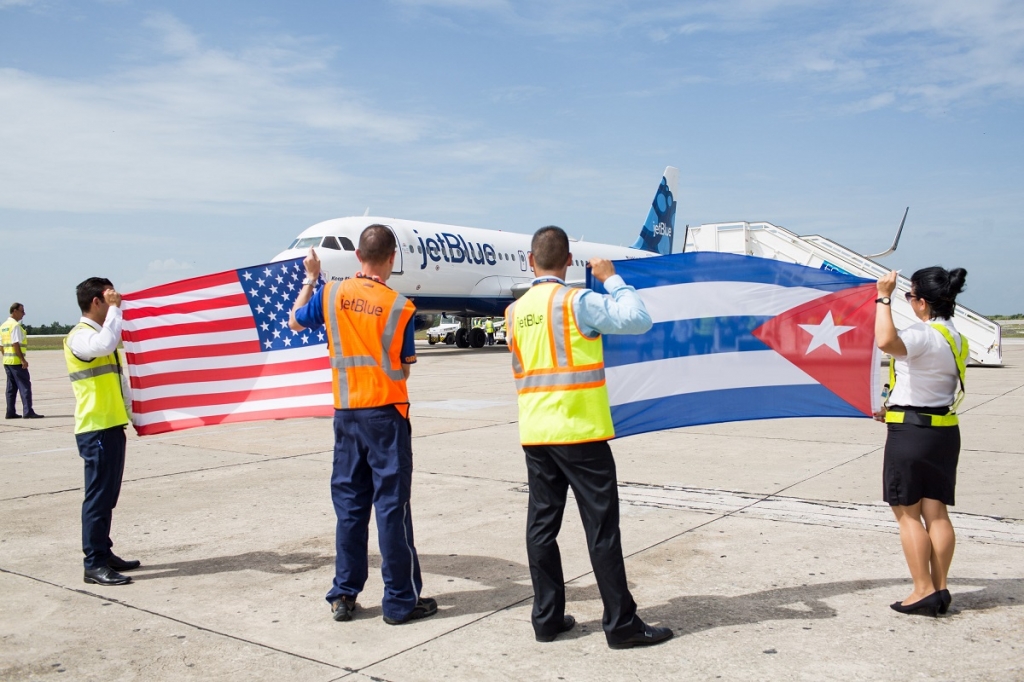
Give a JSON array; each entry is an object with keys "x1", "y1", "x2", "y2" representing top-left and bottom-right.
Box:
[{"x1": 590, "y1": 252, "x2": 877, "y2": 438}]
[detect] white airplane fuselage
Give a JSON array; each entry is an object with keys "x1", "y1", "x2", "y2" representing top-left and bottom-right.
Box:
[{"x1": 271, "y1": 216, "x2": 658, "y2": 317}]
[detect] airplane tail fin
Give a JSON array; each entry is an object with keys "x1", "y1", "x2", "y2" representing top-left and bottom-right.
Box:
[{"x1": 630, "y1": 166, "x2": 678, "y2": 255}]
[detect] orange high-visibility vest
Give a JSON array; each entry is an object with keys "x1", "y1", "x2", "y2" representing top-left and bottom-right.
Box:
[
  {"x1": 506, "y1": 281, "x2": 614, "y2": 445},
  {"x1": 322, "y1": 277, "x2": 416, "y2": 417}
]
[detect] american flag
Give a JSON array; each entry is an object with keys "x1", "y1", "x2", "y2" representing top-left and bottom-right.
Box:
[{"x1": 122, "y1": 258, "x2": 334, "y2": 436}]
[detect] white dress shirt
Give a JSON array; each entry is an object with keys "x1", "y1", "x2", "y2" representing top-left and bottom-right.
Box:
[
  {"x1": 68, "y1": 306, "x2": 123, "y2": 362},
  {"x1": 889, "y1": 317, "x2": 963, "y2": 408}
]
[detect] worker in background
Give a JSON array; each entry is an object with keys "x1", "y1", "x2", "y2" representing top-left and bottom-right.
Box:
[
  {"x1": 290, "y1": 224, "x2": 437, "y2": 626},
  {"x1": 505, "y1": 225, "x2": 673, "y2": 649},
  {"x1": 65, "y1": 279, "x2": 139, "y2": 586},
  {"x1": 485, "y1": 318, "x2": 495, "y2": 346},
  {"x1": 3, "y1": 302, "x2": 42, "y2": 419}
]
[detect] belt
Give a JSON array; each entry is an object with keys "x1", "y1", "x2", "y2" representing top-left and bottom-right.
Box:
[{"x1": 884, "y1": 407, "x2": 958, "y2": 427}]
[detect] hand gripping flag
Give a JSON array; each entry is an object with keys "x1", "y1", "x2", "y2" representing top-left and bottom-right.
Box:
[
  {"x1": 121, "y1": 259, "x2": 334, "y2": 435},
  {"x1": 590, "y1": 252, "x2": 880, "y2": 438}
]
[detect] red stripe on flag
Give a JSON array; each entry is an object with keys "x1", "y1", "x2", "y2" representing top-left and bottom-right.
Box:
[
  {"x1": 135, "y1": 404, "x2": 335, "y2": 436},
  {"x1": 129, "y1": 357, "x2": 330, "y2": 389},
  {"x1": 126, "y1": 341, "x2": 262, "y2": 365},
  {"x1": 123, "y1": 294, "x2": 250, "y2": 321},
  {"x1": 123, "y1": 270, "x2": 240, "y2": 300},
  {"x1": 125, "y1": 316, "x2": 255, "y2": 342},
  {"x1": 133, "y1": 382, "x2": 334, "y2": 413}
]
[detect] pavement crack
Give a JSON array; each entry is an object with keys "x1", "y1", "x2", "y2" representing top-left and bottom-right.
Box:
[{"x1": 0, "y1": 566, "x2": 342, "y2": 671}]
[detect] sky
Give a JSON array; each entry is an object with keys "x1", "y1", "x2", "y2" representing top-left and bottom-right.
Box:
[{"x1": 2, "y1": 0, "x2": 1022, "y2": 323}]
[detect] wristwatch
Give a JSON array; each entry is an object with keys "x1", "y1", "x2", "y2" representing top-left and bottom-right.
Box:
[
  {"x1": 302, "y1": 276, "x2": 317, "y2": 287},
  {"x1": 875, "y1": 297, "x2": 891, "y2": 305}
]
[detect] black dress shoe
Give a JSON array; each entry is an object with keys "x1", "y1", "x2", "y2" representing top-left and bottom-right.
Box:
[
  {"x1": 5, "y1": 414, "x2": 20, "y2": 419},
  {"x1": 608, "y1": 622, "x2": 674, "y2": 649},
  {"x1": 383, "y1": 597, "x2": 438, "y2": 625},
  {"x1": 938, "y1": 589, "x2": 952, "y2": 614},
  {"x1": 24, "y1": 412, "x2": 44, "y2": 419},
  {"x1": 84, "y1": 566, "x2": 132, "y2": 586},
  {"x1": 108, "y1": 555, "x2": 141, "y2": 571},
  {"x1": 536, "y1": 615, "x2": 576, "y2": 642},
  {"x1": 890, "y1": 591, "x2": 942, "y2": 617}
]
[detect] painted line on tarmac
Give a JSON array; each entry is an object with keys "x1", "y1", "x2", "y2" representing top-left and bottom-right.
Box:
[{"x1": 510, "y1": 482, "x2": 1024, "y2": 545}]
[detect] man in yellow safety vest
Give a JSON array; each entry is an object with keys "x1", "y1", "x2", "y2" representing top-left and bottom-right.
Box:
[
  {"x1": 505, "y1": 226, "x2": 673, "y2": 649},
  {"x1": 2, "y1": 302, "x2": 42, "y2": 419},
  {"x1": 64, "y1": 278, "x2": 140, "y2": 586}
]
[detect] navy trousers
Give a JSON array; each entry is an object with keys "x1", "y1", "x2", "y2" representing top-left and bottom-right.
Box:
[
  {"x1": 523, "y1": 440, "x2": 641, "y2": 642},
  {"x1": 4, "y1": 364, "x2": 33, "y2": 416},
  {"x1": 76, "y1": 426, "x2": 127, "y2": 569},
  {"x1": 326, "y1": 406, "x2": 423, "y2": 621}
]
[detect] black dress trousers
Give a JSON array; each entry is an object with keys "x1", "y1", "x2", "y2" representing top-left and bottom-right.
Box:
[{"x1": 523, "y1": 440, "x2": 640, "y2": 641}]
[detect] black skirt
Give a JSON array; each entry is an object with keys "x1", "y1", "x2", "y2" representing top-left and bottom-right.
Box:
[{"x1": 883, "y1": 411, "x2": 961, "y2": 507}]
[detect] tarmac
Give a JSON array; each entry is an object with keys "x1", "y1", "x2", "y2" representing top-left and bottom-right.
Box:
[{"x1": 2, "y1": 342, "x2": 1023, "y2": 681}]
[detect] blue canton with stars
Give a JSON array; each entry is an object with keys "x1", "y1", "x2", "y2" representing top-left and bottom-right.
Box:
[{"x1": 238, "y1": 259, "x2": 327, "y2": 351}]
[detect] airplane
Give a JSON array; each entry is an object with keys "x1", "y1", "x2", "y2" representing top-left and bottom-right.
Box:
[{"x1": 272, "y1": 167, "x2": 679, "y2": 348}]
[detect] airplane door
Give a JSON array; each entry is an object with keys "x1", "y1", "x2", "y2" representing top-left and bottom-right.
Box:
[
  {"x1": 387, "y1": 226, "x2": 404, "y2": 275},
  {"x1": 518, "y1": 250, "x2": 527, "y2": 272}
]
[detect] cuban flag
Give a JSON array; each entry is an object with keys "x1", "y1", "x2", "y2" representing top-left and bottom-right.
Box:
[{"x1": 591, "y1": 252, "x2": 880, "y2": 438}]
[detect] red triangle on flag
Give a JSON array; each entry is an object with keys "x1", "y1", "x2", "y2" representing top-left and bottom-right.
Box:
[{"x1": 751, "y1": 283, "x2": 877, "y2": 416}]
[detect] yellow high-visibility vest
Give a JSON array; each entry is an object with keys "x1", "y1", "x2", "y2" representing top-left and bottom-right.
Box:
[
  {"x1": 1, "y1": 317, "x2": 27, "y2": 366},
  {"x1": 885, "y1": 322, "x2": 968, "y2": 427},
  {"x1": 64, "y1": 323, "x2": 129, "y2": 434},
  {"x1": 506, "y1": 282, "x2": 614, "y2": 445}
]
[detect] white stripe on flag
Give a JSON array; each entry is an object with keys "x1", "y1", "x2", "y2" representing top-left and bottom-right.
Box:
[
  {"x1": 124, "y1": 282, "x2": 244, "y2": 309},
  {"x1": 125, "y1": 305, "x2": 255, "y2": 330},
  {"x1": 133, "y1": 369, "x2": 333, "y2": 400},
  {"x1": 123, "y1": 328, "x2": 258, "y2": 352},
  {"x1": 638, "y1": 282, "x2": 830, "y2": 323},
  {"x1": 606, "y1": 351, "x2": 815, "y2": 406},
  {"x1": 126, "y1": 344, "x2": 327, "y2": 377},
  {"x1": 133, "y1": 392, "x2": 336, "y2": 427}
]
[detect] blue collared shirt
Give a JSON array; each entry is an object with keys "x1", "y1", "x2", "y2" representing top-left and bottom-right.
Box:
[{"x1": 530, "y1": 274, "x2": 652, "y2": 337}]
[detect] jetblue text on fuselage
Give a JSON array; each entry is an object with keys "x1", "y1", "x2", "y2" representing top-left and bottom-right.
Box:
[{"x1": 416, "y1": 230, "x2": 498, "y2": 270}]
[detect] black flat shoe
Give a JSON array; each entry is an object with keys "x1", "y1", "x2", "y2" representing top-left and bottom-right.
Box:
[
  {"x1": 24, "y1": 413, "x2": 44, "y2": 419},
  {"x1": 108, "y1": 555, "x2": 141, "y2": 572},
  {"x1": 383, "y1": 597, "x2": 438, "y2": 625},
  {"x1": 608, "y1": 622, "x2": 674, "y2": 649},
  {"x1": 5, "y1": 414, "x2": 21, "y2": 419},
  {"x1": 890, "y1": 591, "x2": 942, "y2": 617},
  {"x1": 938, "y1": 589, "x2": 952, "y2": 614},
  {"x1": 84, "y1": 566, "x2": 132, "y2": 586},
  {"x1": 535, "y1": 615, "x2": 576, "y2": 642}
]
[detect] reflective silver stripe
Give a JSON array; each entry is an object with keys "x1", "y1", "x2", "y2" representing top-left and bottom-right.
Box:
[
  {"x1": 511, "y1": 350, "x2": 524, "y2": 375},
  {"x1": 330, "y1": 355, "x2": 377, "y2": 369},
  {"x1": 549, "y1": 287, "x2": 568, "y2": 368},
  {"x1": 380, "y1": 293, "x2": 410, "y2": 380},
  {"x1": 514, "y1": 367, "x2": 605, "y2": 391},
  {"x1": 326, "y1": 282, "x2": 349, "y2": 409},
  {"x1": 68, "y1": 363, "x2": 119, "y2": 382}
]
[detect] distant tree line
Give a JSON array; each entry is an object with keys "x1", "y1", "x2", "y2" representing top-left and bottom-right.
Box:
[
  {"x1": 24, "y1": 322, "x2": 75, "y2": 335},
  {"x1": 989, "y1": 314, "x2": 1024, "y2": 320}
]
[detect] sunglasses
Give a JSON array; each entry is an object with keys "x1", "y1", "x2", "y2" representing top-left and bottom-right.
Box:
[{"x1": 905, "y1": 292, "x2": 922, "y2": 302}]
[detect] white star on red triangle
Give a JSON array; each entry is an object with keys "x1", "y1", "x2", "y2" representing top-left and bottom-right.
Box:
[{"x1": 798, "y1": 311, "x2": 856, "y2": 355}]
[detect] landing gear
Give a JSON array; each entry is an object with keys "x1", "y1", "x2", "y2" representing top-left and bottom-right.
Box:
[
  {"x1": 455, "y1": 327, "x2": 469, "y2": 348},
  {"x1": 469, "y1": 327, "x2": 486, "y2": 348}
]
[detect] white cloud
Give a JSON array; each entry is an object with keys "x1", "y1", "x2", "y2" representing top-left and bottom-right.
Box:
[
  {"x1": 146, "y1": 258, "x2": 193, "y2": 272},
  {"x1": 0, "y1": 13, "x2": 432, "y2": 214}
]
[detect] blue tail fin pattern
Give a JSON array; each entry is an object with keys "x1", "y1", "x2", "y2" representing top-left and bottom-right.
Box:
[{"x1": 631, "y1": 166, "x2": 678, "y2": 255}]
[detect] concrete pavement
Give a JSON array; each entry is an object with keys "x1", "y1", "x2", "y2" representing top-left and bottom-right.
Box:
[{"x1": 1, "y1": 343, "x2": 1022, "y2": 681}]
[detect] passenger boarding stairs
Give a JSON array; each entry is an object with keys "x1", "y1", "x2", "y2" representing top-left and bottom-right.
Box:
[{"x1": 683, "y1": 221, "x2": 1002, "y2": 366}]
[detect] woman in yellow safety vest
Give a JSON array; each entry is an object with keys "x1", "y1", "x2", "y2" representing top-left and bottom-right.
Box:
[{"x1": 875, "y1": 266, "x2": 968, "y2": 617}]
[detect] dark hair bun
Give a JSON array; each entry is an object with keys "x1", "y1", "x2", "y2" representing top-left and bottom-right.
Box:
[{"x1": 947, "y1": 268, "x2": 967, "y2": 297}]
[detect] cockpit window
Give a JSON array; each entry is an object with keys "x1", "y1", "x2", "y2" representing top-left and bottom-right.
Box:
[
  {"x1": 338, "y1": 237, "x2": 355, "y2": 251},
  {"x1": 293, "y1": 237, "x2": 322, "y2": 249},
  {"x1": 321, "y1": 236, "x2": 341, "y2": 250}
]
